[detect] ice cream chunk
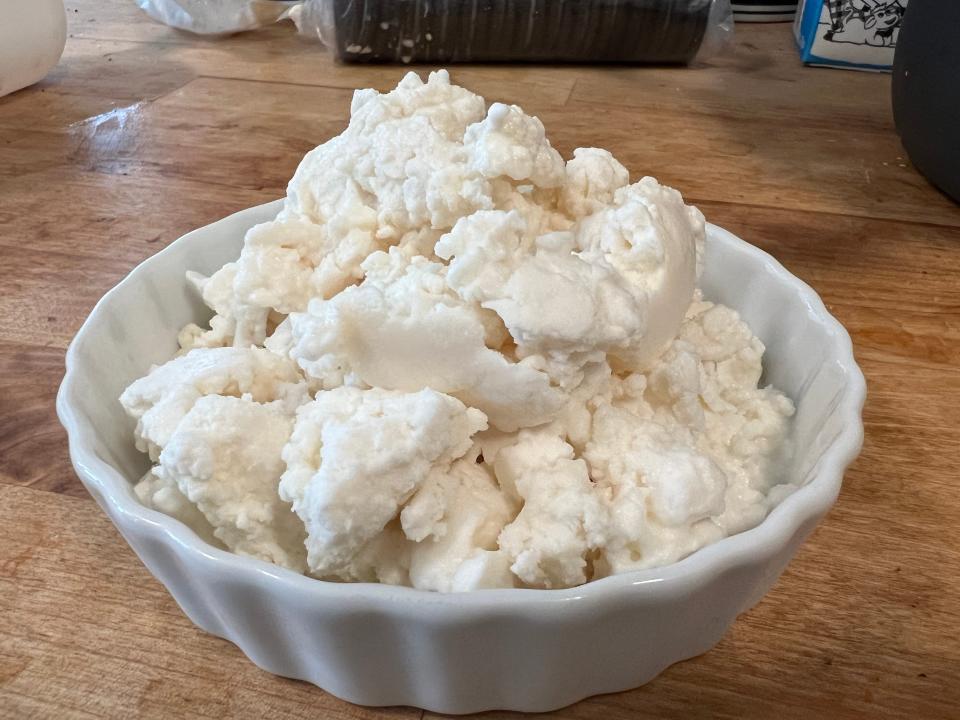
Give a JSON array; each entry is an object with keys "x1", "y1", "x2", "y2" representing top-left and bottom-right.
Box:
[
  {"x1": 585, "y1": 404, "x2": 728, "y2": 575},
  {"x1": 156, "y1": 395, "x2": 307, "y2": 572},
  {"x1": 119, "y1": 346, "x2": 307, "y2": 461},
  {"x1": 134, "y1": 469, "x2": 217, "y2": 545},
  {"x1": 437, "y1": 176, "x2": 703, "y2": 380},
  {"x1": 560, "y1": 147, "x2": 630, "y2": 219},
  {"x1": 285, "y1": 69, "x2": 491, "y2": 237},
  {"x1": 403, "y1": 453, "x2": 516, "y2": 592},
  {"x1": 286, "y1": 248, "x2": 566, "y2": 432},
  {"x1": 279, "y1": 386, "x2": 487, "y2": 579},
  {"x1": 463, "y1": 102, "x2": 566, "y2": 188},
  {"x1": 494, "y1": 431, "x2": 609, "y2": 588},
  {"x1": 576, "y1": 176, "x2": 706, "y2": 370}
]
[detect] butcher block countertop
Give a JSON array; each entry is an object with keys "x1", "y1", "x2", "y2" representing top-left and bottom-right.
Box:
[{"x1": 2, "y1": 2, "x2": 959, "y2": 718}]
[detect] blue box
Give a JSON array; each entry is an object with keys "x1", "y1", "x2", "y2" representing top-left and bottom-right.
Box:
[{"x1": 794, "y1": 0, "x2": 907, "y2": 71}]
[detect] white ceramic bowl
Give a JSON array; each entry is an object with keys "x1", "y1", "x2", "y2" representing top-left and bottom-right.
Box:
[{"x1": 57, "y1": 200, "x2": 865, "y2": 714}]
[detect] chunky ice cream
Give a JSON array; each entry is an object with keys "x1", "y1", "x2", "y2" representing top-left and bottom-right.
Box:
[{"x1": 122, "y1": 70, "x2": 795, "y2": 591}]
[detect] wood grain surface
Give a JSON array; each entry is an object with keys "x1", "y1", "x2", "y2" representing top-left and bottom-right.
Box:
[{"x1": 2, "y1": 2, "x2": 959, "y2": 718}]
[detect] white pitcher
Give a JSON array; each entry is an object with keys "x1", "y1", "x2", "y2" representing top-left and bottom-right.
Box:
[{"x1": 0, "y1": 0, "x2": 67, "y2": 98}]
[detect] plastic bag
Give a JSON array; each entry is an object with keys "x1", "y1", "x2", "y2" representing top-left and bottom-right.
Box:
[
  {"x1": 136, "y1": 0, "x2": 733, "y2": 64},
  {"x1": 134, "y1": 0, "x2": 299, "y2": 34}
]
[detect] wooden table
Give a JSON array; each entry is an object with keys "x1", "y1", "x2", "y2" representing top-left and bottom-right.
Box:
[{"x1": 2, "y1": 2, "x2": 958, "y2": 718}]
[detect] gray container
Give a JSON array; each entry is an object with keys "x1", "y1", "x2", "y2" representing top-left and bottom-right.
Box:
[{"x1": 892, "y1": 0, "x2": 960, "y2": 204}]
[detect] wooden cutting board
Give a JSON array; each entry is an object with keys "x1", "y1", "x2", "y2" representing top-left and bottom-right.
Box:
[{"x1": 1, "y1": 2, "x2": 958, "y2": 718}]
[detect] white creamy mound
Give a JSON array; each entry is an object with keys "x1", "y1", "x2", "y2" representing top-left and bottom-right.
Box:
[{"x1": 122, "y1": 70, "x2": 795, "y2": 591}]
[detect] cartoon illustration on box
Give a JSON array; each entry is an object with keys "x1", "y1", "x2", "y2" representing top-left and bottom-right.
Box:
[
  {"x1": 823, "y1": 0, "x2": 905, "y2": 48},
  {"x1": 795, "y1": 0, "x2": 907, "y2": 70}
]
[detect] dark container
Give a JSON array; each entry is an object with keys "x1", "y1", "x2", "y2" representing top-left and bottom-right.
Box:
[
  {"x1": 891, "y1": 0, "x2": 960, "y2": 204},
  {"x1": 331, "y1": 0, "x2": 716, "y2": 64}
]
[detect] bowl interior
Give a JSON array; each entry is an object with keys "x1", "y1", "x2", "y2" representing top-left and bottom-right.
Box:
[{"x1": 61, "y1": 202, "x2": 862, "y2": 577}]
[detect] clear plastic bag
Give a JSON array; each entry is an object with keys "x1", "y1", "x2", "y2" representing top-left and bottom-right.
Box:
[
  {"x1": 134, "y1": 0, "x2": 299, "y2": 35},
  {"x1": 136, "y1": 0, "x2": 733, "y2": 63}
]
